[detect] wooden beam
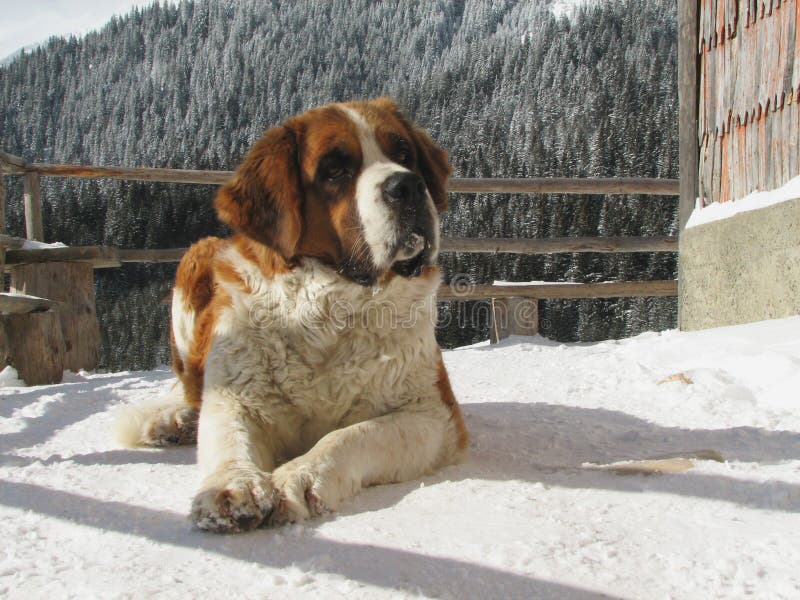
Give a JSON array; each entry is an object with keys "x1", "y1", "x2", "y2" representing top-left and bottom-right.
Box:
[
  {"x1": 115, "y1": 237, "x2": 677, "y2": 265},
  {"x1": 1, "y1": 310, "x2": 65, "y2": 385},
  {"x1": 678, "y1": 0, "x2": 699, "y2": 230},
  {"x1": 0, "y1": 150, "x2": 27, "y2": 174},
  {"x1": 25, "y1": 161, "x2": 680, "y2": 197},
  {"x1": 118, "y1": 247, "x2": 188, "y2": 263},
  {"x1": 436, "y1": 280, "x2": 678, "y2": 301},
  {"x1": 30, "y1": 163, "x2": 233, "y2": 186},
  {"x1": 0, "y1": 176, "x2": 6, "y2": 234},
  {"x1": 11, "y1": 262, "x2": 100, "y2": 371},
  {"x1": 440, "y1": 236, "x2": 678, "y2": 254},
  {"x1": 4, "y1": 246, "x2": 121, "y2": 269},
  {"x1": 447, "y1": 177, "x2": 680, "y2": 196},
  {"x1": 23, "y1": 172, "x2": 44, "y2": 241},
  {"x1": 0, "y1": 293, "x2": 57, "y2": 314},
  {"x1": 0, "y1": 234, "x2": 27, "y2": 250},
  {"x1": 490, "y1": 297, "x2": 538, "y2": 343}
]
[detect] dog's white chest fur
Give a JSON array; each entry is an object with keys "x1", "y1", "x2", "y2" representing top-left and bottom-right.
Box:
[{"x1": 201, "y1": 251, "x2": 442, "y2": 462}]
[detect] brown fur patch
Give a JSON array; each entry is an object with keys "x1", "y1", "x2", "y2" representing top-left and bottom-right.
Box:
[
  {"x1": 174, "y1": 237, "x2": 226, "y2": 313},
  {"x1": 214, "y1": 126, "x2": 304, "y2": 259},
  {"x1": 181, "y1": 285, "x2": 232, "y2": 410},
  {"x1": 230, "y1": 234, "x2": 291, "y2": 283},
  {"x1": 436, "y1": 353, "x2": 468, "y2": 452}
]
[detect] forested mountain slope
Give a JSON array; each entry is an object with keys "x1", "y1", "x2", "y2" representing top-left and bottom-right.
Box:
[{"x1": 0, "y1": 0, "x2": 678, "y2": 369}]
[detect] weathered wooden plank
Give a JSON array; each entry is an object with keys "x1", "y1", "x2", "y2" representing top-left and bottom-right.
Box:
[
  {"x1": 0, "y1": 150, "x2": 26, "y2": 174},
  {"x1": 447, "y1": 178, "x2": 680, "y2": 195},
  {"x1": 11, "y1": 262, "x2": 100, "y2": 372},
  {"x1": 0, "y1": 176, "x2": 6, "y2": 234},
  {"x1": 116, "y1": 238, "x2": 678, "y2": 265},
  {"x1": 699, "y1": 135, "x2": 711, "y2": 204},
  {"x1": 793, "y1": 99, "x2": 800, "y2": 177},
  {"x1": 23, "y1": 172, "x2": 43, "y2": 241},
  {"x1": 117, "y1": 248, "x2": 188, "y2": 263},
  {"x1": 4, "y1": 246, "x2": 121, "y2": 269},
  {"x1": 0, "y1": 293, "x2": 56, "y2": 314},
  {"x1": 680, "y1": 0, "x2": 700, "y2": 227},
  {"x1": 31, "y1": 163, "x2": 234, "y2": 186},
  {"x1": 0, "y1": 310, "x2": 65, "y2": 385},
  {"x1": 0, "y1": 235, "x2": 27, "y2": 250},
  {"x1": 25, "y1": 162, "x2": 682, "y2": 196},
  {"x1": 437, "y1": 280, "x2": 678, "y2": 301},
  {"x1": 489, "y1": 297, "x2": 538, "y2": 344},
  {"x1": 764, "y1": 105, "x2": 774, "y2": 192},
  {"x1": 735, "y1": 119, "x2": 746, "y2": 200},
  {"x1": 440, "y1": 236, "x2": 679, "y2": 254},
  {"x1": 711, "y1": 133, "x2": 722, "y2": 202},
  {"x1": 775, "y1": 105, "x2": 785, "y2": 188},
  {"x1": 720, "y1": 131, "x2": 731, "y2": 202}
]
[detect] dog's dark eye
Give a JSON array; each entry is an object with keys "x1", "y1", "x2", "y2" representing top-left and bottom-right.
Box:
[
  {"x1": 325, "y1": 166, "x2": 351, "y2": 182},
  {"x1": 392, "y1": 137, "x2": 414, "y2": 167},
  {"x1": 318, "y1": 150, "x2": 353, "y2": 183}
]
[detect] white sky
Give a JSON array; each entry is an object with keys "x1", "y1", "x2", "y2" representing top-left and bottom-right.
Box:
[{"x1": 0, "y1": 1, "x2": 169, "y2": 59}]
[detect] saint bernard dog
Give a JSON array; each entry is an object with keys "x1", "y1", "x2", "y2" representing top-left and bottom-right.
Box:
[{"x1": 116, "y1": 98, "x2": 468, "y2": 533}]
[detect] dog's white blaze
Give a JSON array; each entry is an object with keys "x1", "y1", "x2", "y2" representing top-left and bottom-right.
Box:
[
  {"x1": 340, "y1": 105, "x2": 409, "y2": 268},
  {"x1": 424, "y1": 192, "x2": 441, "y2": 262},
  {"x1": 171, "y1": 288, "x2": 194, "y2": 362}
]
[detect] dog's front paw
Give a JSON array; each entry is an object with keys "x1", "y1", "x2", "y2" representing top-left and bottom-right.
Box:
[
  {"x1": 270, "y1": 459, "x2": 350, "y2": 525},
  {"x1": 143, "y1": 405, "x2": 198, "y2": 446},
  {"x1": 191, "y1": 470, "x2": 275, "y2": 533}
]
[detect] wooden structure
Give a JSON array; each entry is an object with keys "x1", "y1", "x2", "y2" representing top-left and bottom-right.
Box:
[
  {"x1": 1, "y1": 147, "x2": 680, "y2": 382},
  {"x1": 697, "y1": 0, "x2": 800, "y2": 204},
  {"x1": 679, "y1": 0, "x2": 800, "y2": 330}
]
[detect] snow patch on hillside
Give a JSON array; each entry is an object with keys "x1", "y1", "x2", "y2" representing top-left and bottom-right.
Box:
[
  {"x1": 2, "y1": 317, "x2": 800, "y2": 598},
  {"x1": 551, "y1": 0, "x2": 602, "y2": 19}
]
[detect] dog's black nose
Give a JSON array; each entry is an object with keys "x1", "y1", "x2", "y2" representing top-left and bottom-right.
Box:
[{"x1": 383, "y1": 172, "x2": 426, "y2": 204}]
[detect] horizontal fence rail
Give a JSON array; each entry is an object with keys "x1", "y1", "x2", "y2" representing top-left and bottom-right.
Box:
[
  {"x1": 105, "y1": 236, "x2": 679, "y2": 265},
  {"x1": 440, "y1": 236, "x2": 677, "y2": 254},
  {"x1": 1, "y1": 151, "x2": 680, "y2": 196},
  {"x1": 437, "y1": 280, "x2": 678, "y2": 301}
]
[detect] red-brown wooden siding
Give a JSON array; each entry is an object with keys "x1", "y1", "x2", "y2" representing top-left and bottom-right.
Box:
[{"x1": 698, "y1": 0, "x2": 799, "y2": 203}]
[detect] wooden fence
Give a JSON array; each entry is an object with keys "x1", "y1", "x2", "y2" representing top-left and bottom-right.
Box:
[{"x1": 0, "y1": 148, "x2": 680, "y2": 384}]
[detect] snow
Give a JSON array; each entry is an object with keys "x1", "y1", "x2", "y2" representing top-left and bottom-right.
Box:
[
  {"x1": 20, "y1": 240, "x2": 66, "y2": 250},
  {"x1": 2, "y1": 317, "x2": 800, "y2": 598},
  {"x1": 686, "y1": 175, "x2": 800, "y2": 229},
  {"x1": 551, "y1": 0, "x2": 603, "y2": 20},
  {"x1": 494, "y1": 280, "x2": 579, "y2": 286}
]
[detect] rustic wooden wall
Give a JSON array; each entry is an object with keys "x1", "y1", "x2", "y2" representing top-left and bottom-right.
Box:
[{"x1": 698, "y1": 0, "x2": 799, "y2": 204}]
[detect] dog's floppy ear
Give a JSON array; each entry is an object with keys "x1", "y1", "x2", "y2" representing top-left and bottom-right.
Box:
[
  {"x1": 374, "y1": 98, "x2": 452, "y2": 212},
  {"x1": 215, "y1": 124, "x2": 303, "y2": 258}
]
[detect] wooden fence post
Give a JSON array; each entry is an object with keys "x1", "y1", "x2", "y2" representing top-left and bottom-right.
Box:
[
  {"x1": 678, "y1": 0, "x2": 699, "y2": 231},
  {"x1": 11, "y1": 262, "x2": 100, "y2": 372},
  {"x1": 23, "y1": 172, "x2": 44, "y2": 241},
  {"x1": 1, "y1": 310, "x2": 66, "y2": 385},
  {"x1": 0, "y1": 175, "x2": 6, "y2": 234},
  {"x1": 489, "y1": 297, "x2": 539, "y2": 344}
]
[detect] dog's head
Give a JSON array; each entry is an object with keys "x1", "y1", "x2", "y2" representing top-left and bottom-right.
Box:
[{"x1": 215, "y1": 98, "x2": 450, "y2": 286}]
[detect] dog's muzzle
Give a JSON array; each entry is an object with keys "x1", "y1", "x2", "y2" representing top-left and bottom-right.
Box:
[{"x1": 382, "y1": 172, "x2": 437, "y2": 279}]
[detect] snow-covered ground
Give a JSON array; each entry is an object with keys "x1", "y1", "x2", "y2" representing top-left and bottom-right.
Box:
[{"x1": 2, "y1": 317, "x2": 800, "y2": 599}]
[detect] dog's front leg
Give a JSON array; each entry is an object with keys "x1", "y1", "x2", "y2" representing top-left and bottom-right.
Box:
[
  {"x1": 190, "y1": 389, "x2": 277, "y2": 533},
  {"x1": 271, "y1": 402, "x2": 462, "y2": 524}
]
